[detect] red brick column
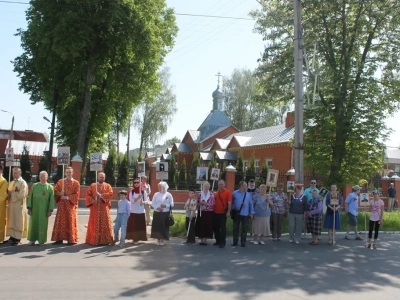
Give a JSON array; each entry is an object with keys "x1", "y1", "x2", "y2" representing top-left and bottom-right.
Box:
[
  {"x1": 225, "y1": 164, "x2": 236, "y2": 192},
  {"x1": 149, "y1": 163, "x2": 158, "y2": 194},
  {"x1": 71, "y1": 154, "x2": 83, "y2": 183},
  {"x1": 343, "y1": 184, "x2": 352, "y2": 198},
  {"x1": 381, "y1": 178, "x2": 389, "y2": 196}
]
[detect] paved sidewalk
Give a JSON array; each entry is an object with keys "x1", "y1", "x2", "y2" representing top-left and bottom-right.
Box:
[{"x1": 1, "y1": 215, "x2": 400, "y2": 300}]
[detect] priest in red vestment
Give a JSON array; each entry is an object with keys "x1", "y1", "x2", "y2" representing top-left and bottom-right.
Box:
[
  {"x1": 85, "y1": 172, "x2": 114, "y2": 245},
  {"x1": 51, "y1": 166, "x2": 80, "y2": 245}
]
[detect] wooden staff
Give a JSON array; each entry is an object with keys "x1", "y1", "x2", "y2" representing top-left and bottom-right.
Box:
[
  {"x1": 95, "y1": 170, "x2": 98, "y2": 204},
  {"x1": 212, "y1": 180, "x2": 215, "y2": 192},
  {"x1": 332, "y1": 204, "x2": 336, "y2": 246},
  {"x1": 187, "y1": 210, "x2": 193, "y2": 237},
  {"x1": 62, "y1": 164, "x2": 65, "y2": 194}
]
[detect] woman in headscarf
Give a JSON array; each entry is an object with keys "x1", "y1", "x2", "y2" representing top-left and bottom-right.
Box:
[
  {"x1": 195, "y1": 182, "x2": 215, "y2": 245},
  {"x1": 306, "y1": 189, "x2": 323, "y2": 245},
  {"x1": 269, "y1": 183, "x2": 288, "y2": 241},
  {"x1": 151, "y1": 181, "x2": 174, "y2": 246},
  {"x1": 126, "y1": 178, "x2": 147, "y2": 244},
  {"x1": 251, "y1": 184, "x2": 271, "y2": 245}
]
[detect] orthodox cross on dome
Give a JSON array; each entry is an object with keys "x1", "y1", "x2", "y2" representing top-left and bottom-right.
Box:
[{"x1": 215, "y1": 72, "x2": 222, "y2": 87}]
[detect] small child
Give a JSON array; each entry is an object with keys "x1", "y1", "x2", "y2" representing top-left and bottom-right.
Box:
[
  {"x1": 184, "y1": 189, "x2": 197, "y2": 245},
  {"x1": 367, "y1": 190, "x2": 384, "y2": 249},
  {"x1": 114, "y1": 190, "x2": 131, "y2": 247}
]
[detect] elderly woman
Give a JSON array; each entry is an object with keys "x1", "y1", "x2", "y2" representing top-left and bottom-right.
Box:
[
  {"x1": 251, "y1": 184, "x2": 271, "y2": 245},
  {"x1": 306, "y1": 189, "x2": 323, "y2": 245},
  {"x1": 288, "y1": 184, "x2": 307, "y2": 244},
  {"x1": 324, "y1": 184, "x2": 342, "y2": 245},
  {"x1": 151, "y1": 182, "x2": 174, "y2": 246},
  {"x1": 195, "y1": 182, "x2": 215, "y2": 245},
  {"x1": 269, "y1": 183, "x2": 288, "y2": 241},
  {"x1": 126, "y1": 178, "x2": 147, "y2": 244}
]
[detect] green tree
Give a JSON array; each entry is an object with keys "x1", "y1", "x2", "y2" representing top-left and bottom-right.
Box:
[
  {"x1": 168, "y1": 155, "x2": 177, "y2": 190},
  {"x1": 223, "y1": 68, "x2": 287, "y2": 131},
  {"x1": 178, "y1": 158, "x2": 187, "y2": 190},
  {"x1": 235, "y1": 150, "x2": 244, "y2": 186},
  {"x1": 245, "y1": 153, "x2": 256, "y2": 183},
  {"x1": 251, "y1": 0, "x2": 400, "y2": 186},
  {"x1": 117, "y1": 154, "x2": 129, "y2": 187},
  {"x1": 133, "y1": 67, "x2": 178, "y2": 153},
  {"x1": 189, "y1": 154, "x2": 200, "y2": 190},
  {"x1": 165, "y1": 136, "x2": 181, "y2": 146},
  {"x1": 13, "y1": 0, "x2": 178, "y2": 168},
  {"x1": 38, "y1": 151, "x2": 49, "y2": 174},
  {"x1": 104, "y1": 146, "x2": 117, "y2": 186},
  {"x1": 20, "y1": 144, "x2": 32, "y2": 183},
  {"x1": 259, "y1": 161, "x2": 269, "y2": 186}
]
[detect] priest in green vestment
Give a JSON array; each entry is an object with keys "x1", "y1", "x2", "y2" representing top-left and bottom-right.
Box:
[{"x1": 27, "y1": 171, "x2": 55, "y2": 245}]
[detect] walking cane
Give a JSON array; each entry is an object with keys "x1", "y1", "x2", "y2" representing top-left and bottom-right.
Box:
[
  {"x1": 332, "y1": 205, "x2": 336, "y2": 246},
  {"x1": 187, "y1": 210, "x2": 193, "y2": 237}
]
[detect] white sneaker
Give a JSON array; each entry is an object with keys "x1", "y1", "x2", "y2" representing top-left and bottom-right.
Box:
[
  {"x1": 133, "y1": 241, "x2": 139, "y2": 245},
  {"x1": 289, "y1": 239, "x2": 294, "y2": 243},
  {"x1": 156, "y1": 241, "x2": 160, "y2": 245},
  {"x1": 295, "y1": 241, "x2": 300, "y2": 244},
  {"x1": 28, "y1": 241, "x2": 35, "y2": 246},
  {"x1": 160, "y1": 242, "x2": 165, "y2": 246}
]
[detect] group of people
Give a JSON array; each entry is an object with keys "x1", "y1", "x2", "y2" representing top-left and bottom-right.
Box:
[{"x1": 0, "y1": 165, "x2": 388, "y2": 249}]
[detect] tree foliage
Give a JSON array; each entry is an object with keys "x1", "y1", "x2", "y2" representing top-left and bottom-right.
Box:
[
  {"x1": 38, "y1": 152, "x2": 49, "y2": 174},
  {"x1": 165, "y1": 136, "x2": 181, "y2": 146},
  {"x1": 251, "y1": 0, "x2": 400, "y2": 186},
  {"x1": 13, "y1": 0, "x2": 178, "y2": 170},
  {"x1": 178, "y1": 158, "x2": 187, "y2": 190},
  {"x1": 117, "y1": 154, "x2": 129, "y2": 187},
  {"x1": 168, "y1": 155, "x2": 177, "y2": 190},
  {"x1": 104, "y1": 146, "x2": 117, "y2": 186},
  {"x1": 222, "y1": 68, "x2": 288, "y2": 131},
  {"x1": 189, "y1": 153, "x2": 200, "y2": 190},
  {"x1": 235, "y1": 150, "x2": 244, "y2": 186},
  {"x1": 245, "y1": 152, "x2": 256, "y2": 183},
  {"x1": 133, "y1": 67, "x2": 177, "y2": 153},
  {"x1": 20, "y1": 144, "x2": 31, "y2": 183}
]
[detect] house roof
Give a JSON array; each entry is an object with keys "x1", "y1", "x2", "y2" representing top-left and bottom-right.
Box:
[
  {"x1": 199, "y1": 152, "x2": 213, "y2": 161},
  {"x1": 187, "y1": 130, "x2": 200, "y2": 143},
  {"x1": 173, "y1": 142, "x2": 193, "y2": 153},
  {"x1": 161, "y1": 153, "x2": 172, "y2": 161},
  {"x1": 197, "y1": 110, "x2": 232, "y2": 142},
  {"x1": 386, "y1": 147, "x2": 400, "y2": 164},
  {"x1": 215, "y1": 150, "x2": 237, "y2": 160},
  {"x1": 226, "y1": 124, "x2": 295, "y2": 147}
]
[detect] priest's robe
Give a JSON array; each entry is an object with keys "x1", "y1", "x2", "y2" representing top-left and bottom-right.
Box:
[
  {"x1": 51, "y1": 178, "x2": 80, "y2": 243},
  {"x1": 27, "y1": 183, "x2": 55, "y2": 244},
  {"x1": 85, "y1": 182, "x2": 114, "y2": 245},
  {"x1": 6, "y1": 177, "x2": 28, "y2": 240},
  {"x1": 0, "y1": 176, "x2": 8, "y2": 242}
]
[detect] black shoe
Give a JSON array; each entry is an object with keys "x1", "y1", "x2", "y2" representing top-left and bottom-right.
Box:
[
  {"x1": 11, "y1": 241, "x2": 19, "y2": 246},
  {"x1": 231, "y1": 243, "x2": 238, "y2": 247},
  {"x1": 241, "y1": 243, "x2": 246, "y2": 247},
  {"x1": 67, "y1": 242, "x2": 77, "y2": 246},
  {"x1": 213, "y1": 242, "x2": 219, "y2": 246},
  {"x1": 219, "y1": 244, "x2": 225, "y2": 248},
  {"x1": 52, "y1": 240, "x2": 63, "y2": 245}
]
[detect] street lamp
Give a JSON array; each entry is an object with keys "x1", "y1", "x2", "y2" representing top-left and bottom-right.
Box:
[{"x1": 43, "y1": 116, "x2": 55, "y2": 176}]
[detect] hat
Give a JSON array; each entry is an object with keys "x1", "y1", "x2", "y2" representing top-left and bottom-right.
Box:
[
  {"x1": 118, "y1": 190, "x2": 128, "y2": 195},
  {"x1": 372, "y1": 190, "x2": 379, "y2": 194},
  {"x1": 352, "y1": 185, "x2": 360, "y2": 191}
]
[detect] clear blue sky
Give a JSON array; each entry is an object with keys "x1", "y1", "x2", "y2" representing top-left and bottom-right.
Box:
[{"x1": 0, "y1": 0, "x2": 399, "y2": 152}]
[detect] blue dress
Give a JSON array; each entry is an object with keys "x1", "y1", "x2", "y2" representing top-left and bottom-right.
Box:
[{"x1": 323, "y1": 192, "x2": 342, "y2": 230}]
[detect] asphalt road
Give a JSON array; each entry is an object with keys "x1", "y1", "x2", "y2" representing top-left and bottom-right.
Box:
[{"x1": 0, "y1": 215, "x2": 400, "y2": 300}]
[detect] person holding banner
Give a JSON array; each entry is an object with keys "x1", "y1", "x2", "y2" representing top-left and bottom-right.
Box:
[
  {"x1": 195, "y1": 181, "x2": 215, "y2": 246},
  {"x1": 85, "y1": 172, "x2": 114, "y2": 246},
  {"x1": 51, "y1": 167, "x2": 80, "y2": 245},
  {"x1": 0, "y1": 166, "x2": 7, "y2": 243},
  {"x1": 141, "y1": 176, "x2": 152, "y2": 225},
  {"x1": 6, "y1": 167, "x2": 28, "y2": 246},
  {"x1": 126, "y1": 179, "x2": 147, "y2": 244},
  {"x1": 324, "y1": 184, "x2": 342, "y2": 245},
  {"x1": 27, "y1": 171, "x2": 55, "y2": 245}
]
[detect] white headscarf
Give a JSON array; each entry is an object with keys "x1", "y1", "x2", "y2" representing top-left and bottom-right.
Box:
[
  {"x1": 159, "y1": 181, "x2": 169, "y2": 194},
  {"x1": 201, "y1": 182, "x2": 211, "y2": 202}
]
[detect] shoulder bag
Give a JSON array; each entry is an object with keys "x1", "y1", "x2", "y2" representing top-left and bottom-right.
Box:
[
  {"x1": 166, "y1": 204, "x2": 175, "y2": 227},
  {"x1": 231, "y1": 192, "x2": 246, "y2": 220}
]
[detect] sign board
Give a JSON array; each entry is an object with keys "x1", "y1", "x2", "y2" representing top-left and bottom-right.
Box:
[
  {"x1": 196, "y1": 167, "x2": 208, "y2": 184},
  {"x1": 57, "y1": 147, "x2": 70, "y2": 165},
  {"x1": 359, "y1": 193, "x2": 370, "y2": 207},
  {"x1": 266, "y1": 169, "x2": 279, "y2": 187},
  {"x1": 330, "y1": 191, "x2": 339, "y2": 206},
  {"x1": 319, "y1": 187, "x2": 329, "y2": 199},
  {"x1": 90, "y1": 153, "x2": 103, "y2": 171},
  {"x1": 210, "y1": 168, "x2": 220, "y2": 181},
  {"x1": 287, "y1": 181, "x2": 295, "y2": 192},
  {"x1": 156, "y1": 162, "x2": 168, "y2": 180},
  {"x1": 5, "y1": 147, "x2": 14, "y2": 167},
  {"x1": 137, "y1": 161, "x2": 145, "y2": 177}
]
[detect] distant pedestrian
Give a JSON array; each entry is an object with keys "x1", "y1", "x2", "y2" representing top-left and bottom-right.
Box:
[
  {"x1": 387, "y1": 183, "x2": 396, "y2": 212},
  {"x1": 113, "y1": 190, "x2": 131, "y2": 247},
  {"x1": 367, "y1": 190, "x2": 384, "y2": 249},
  {"x1": 345, "y1": 185, "x2": 363, "y2": 241}
]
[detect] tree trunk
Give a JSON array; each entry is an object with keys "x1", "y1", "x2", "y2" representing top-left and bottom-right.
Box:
[
  {"x1": 116, "y1": 119, "x2": 120, "y2": 164},
  {"x1": 76, "y1": 41, "x2": 97, "y2": 158},
  {"x1": 126, "y1": 117, "x2": 131, "y2": 165}
]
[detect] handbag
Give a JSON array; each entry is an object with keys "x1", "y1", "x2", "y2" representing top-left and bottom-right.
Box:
[
  {"x1": 166, "y1": 205, "x2": 175, "y2": 227},
  {"x1": 231, "y1": 192, "x2": 247, "y2": 220}
]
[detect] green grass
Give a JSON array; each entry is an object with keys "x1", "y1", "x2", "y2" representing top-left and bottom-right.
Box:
[{"x1": 168, "y1": 211, "x2": 400, "y2": 237}]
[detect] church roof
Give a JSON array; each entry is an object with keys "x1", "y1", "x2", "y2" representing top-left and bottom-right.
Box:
[
  {"x1": 226, "y1": 124, "x2": 295, "y2": 147},
  {"x1": 173, "y1": 142, "x2": 193, "y2": 153},
  {"x1": 215, "y1": 150, "x2": 237, "y2": 160},
  {"x1": 187, "y1": 130, "x2": 200, "y2": 142},
  {"x1": 199, "y1": 152, "x2": 213, "y2": 161},
  {"x1": 197, "y1": 110, "x2": 232, "y2": 142}
]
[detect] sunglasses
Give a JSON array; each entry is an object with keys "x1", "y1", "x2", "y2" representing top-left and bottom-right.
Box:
[
  {"x1": 134, "y1": 182, "x2": 140, "y2": 184},
  {"x1": 311, "y1": 182, "x2": 316, "y2": 184}
]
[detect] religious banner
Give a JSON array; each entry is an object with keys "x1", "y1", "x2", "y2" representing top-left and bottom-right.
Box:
[
  {"x1": 359, "y1": 193, "x2": 370, "y2": 207},
  {"x1": 57, "y1": 147, "x2": 70, "y2": 165},
  {"x1": 266, "y1": 169, "x2": 279, "y2": 187},
  {"x1": 90, "y1": 153, "x2": 103, "y2": 171},
  {"x1": 5, "y1": 147, "x2": 14, "y2": 167},
  {"x1": 287, "y1": 181, "x2": 295, "y2": 193},
  {"x1": 210, "y1": 168, "x2": 220, "y2": 181},
  {"x1": 330, "y1": 191, "x2": 339, "y2": 206},
  {"x1": 137, "y1": 161, "x2": 145, "y2": 177},
  {"x1": 196, "y1": 167, "x2": 208, "y2": 184},
  {"x1": 156, "y1": 162, "x2": 168, "y2": 180}
]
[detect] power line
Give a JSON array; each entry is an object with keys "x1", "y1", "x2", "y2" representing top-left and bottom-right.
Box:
[{"x1": 0, "y1": 0, "x2": 254, "y2": 20}]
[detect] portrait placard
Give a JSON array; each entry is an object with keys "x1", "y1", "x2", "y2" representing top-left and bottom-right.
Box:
[
  {"x1": 90, "y1": 153, "x2": 103, "y2": 171},
  {"x1": 196, "y1": 167, "x2": 208, "y2": 184},
  {"x1": 5, "y1": 147, "x2": 14, "y2": 167},
  {"x1": 57, "y1": 147, "x2": 70, "y2": 165},
  {"x1": 266, "y1": 169, "x2": 279, "y2": 187},
  {"x1": 156, "y1": 162, "x2": 168, "y2": 180},
  {"x1": 137, "y1": 161, "x2": 145, "y2": 177},
  {"x1": 319, "y1": 187, "x2": 329, "y2": 199},
  {"x1": 359, "y1": 193, "x2": 370, "y2": 207},
  {"x1": 330, "y1": 191, "x2": 339, "y2": 206},
  {"x1": 287, "y1": 181, "x2": 295, "y2": 193},
  {"x1": 210, "y1": 168, "x2": 220, "y2": 181}
]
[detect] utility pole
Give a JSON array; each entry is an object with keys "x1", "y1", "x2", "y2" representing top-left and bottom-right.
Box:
[{"x1": 293, "y1": 0, "x2": 304, "y2": 184}]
